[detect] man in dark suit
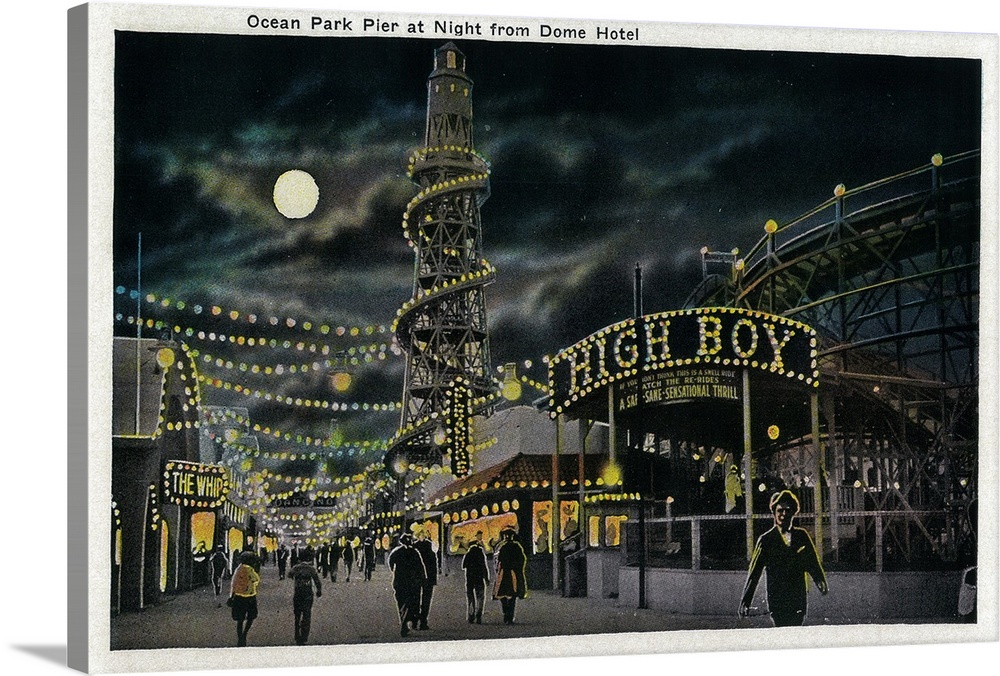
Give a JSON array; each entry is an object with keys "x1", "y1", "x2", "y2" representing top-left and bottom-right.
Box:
[
  {"x1": 413, "y1": 529, "x2": 438, "y2": 630},
  {"x1": 739, "y1": 490, "x2": 829, "y2": 627},
  {"x1": 316, "y1": 542, "x2": 330, "y2": 579},
  {"x1": 388, "y1": 533, "x2": 426, "y2": 637},
  {"x1": 462, "y1": 531, "x2": 490, "y2": 623},
  {"x1": 276, "y1": 544, "x2": 289, "y2": 580},
  {"x1": 289, "y1": 549, "x2": 322, "y2": 645},
  {"x1": 342, "y1": 538, "x2": 355, "y2": 582},
  {"x1": 362, "y1": 536, "x2": 377, "y2": 581},
  {"x1": 210, "y1": 545, "x2": 229, "y2": 596}
]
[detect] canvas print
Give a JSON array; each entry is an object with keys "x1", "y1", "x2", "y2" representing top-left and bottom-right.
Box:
[{"x1": 74, "y1": 2, "x2": 995, "y2": 673}]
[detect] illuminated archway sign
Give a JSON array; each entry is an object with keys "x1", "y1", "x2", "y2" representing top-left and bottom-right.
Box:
[
  {"x1": 549, "y1": 306, "x2": 822, "y2": 573},
  {"x1": 547, "y1": 308, "x2": 818, "y2": 417}
]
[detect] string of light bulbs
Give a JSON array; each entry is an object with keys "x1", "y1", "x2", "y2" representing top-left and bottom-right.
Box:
[
  {"x1": 196, "y1": 373, "x2": 402, "y2": 412},
  {"x1": 187, "y1": 344, "x2": 393, "y2": 378},
  {"x1": 114, "y1": 312, "x2": 402, "y2": 362},
  {"x1": 390, "y1": 259, "x2": 496, "y2": 334},
  {"x1": 219, "y1": 440, "x2": 382, "y2": 487},
  {"x1": 115, "y1": 286, "x2": 392, "y2": 340},
  {"x1": 205, "y1": 411, "x2": 390, "y2": 456}
]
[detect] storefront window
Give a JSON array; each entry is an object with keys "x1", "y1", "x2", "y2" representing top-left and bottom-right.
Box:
[
  {"x1": 228, "y1": 528, "x2": 243, "y2": 556},
  {"x1": 588, "y1": 515, "x2": 601, "y2": 547},
  {"x1": 605, "y1": 515, "x2": 627, "y2": 547},
  {"x1": 559, "y1": 501, "x2": 580, "y2": 541},
  {"x1": 448, "y1": 513, "x2": 516, "y2": 554},
  {"x1": 533, "y1": 501, "x2": 582, "y2": 552},
  {"x1": 412, "y1": 520, "x2": 439, "y2": 546},
  {"x1": 190, "y1": 511, "x2": 215, "y2": 560},
  {"x1": 532, "y1": 501, "x2": 552, "y2": 554}
]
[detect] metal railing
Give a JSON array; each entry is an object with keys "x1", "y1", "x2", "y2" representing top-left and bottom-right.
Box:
[
  {"x1": 740, "y1": 150, "x2": 979, "y2": 277},
  {"x1": 687, "y1": 150, "x2": 980, "y2": 308},
  {"x1": 624, "y1": 506, "x2": 961, "y2": 574}
]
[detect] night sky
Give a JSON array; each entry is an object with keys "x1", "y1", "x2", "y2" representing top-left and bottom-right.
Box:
[{"x1": 112, "y1": 30, "x2": 982, "y2": 470}]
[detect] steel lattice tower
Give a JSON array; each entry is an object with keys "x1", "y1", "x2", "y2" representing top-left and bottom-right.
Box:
[{"x1": 387, "y1": 43, "x2": 496, "y2": 479}]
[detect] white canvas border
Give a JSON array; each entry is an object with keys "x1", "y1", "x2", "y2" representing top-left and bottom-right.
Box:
[{"x1": 64, "y1": 1, "x2": 998, "y2": 675}]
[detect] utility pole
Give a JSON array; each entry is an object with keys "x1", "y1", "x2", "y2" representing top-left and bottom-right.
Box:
[{"x1": 634, "y1": 264, "x2": 647, "y2": 609}]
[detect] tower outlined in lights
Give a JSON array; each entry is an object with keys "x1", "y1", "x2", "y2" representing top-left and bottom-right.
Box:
[{"x1": 386, "y1": 43, "x2": 496, "y2": 480}]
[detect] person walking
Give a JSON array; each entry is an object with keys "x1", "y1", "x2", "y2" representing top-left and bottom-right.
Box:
[
  {"x1": 244, "y1": 547, "x2": 262, "y2": 573},
  {"x1": 276, "y1": 544, "x2": 289, "y2": 580},
  {"x1": 462, "y1": 531, "x2": 490, "y2": 624},
  {"x1": 414, "y1": 530, "x2": 438, "y2": 630},
  {"x1": 362, "y1": 536, "x2": 376, "y2": 581},
  {"x1": 387, "y1": 533, "x2": 426, "y2": 637},
  {"x1": 329, "y1": 538, "x2": 342, "y2": 582},
  {"x1": 739, "y1": 489, "x2": 829, "y2": 627},
  {"x1": 228, "y1": 550, "x2": 261, "y2": 646},
  {"x1": 289, "y1": 548, "x2": 323, "y2": 645},
  {"x1": 342, "y1": 539, "x2": 355, "y2": 582},
  {"x1": 493, "y1": 527, "x2": 527, "y2": 625},
  {"x1": 317, "y1": 542, "x2": 330, "y2": 579},
  {"x1": 210, "y1": 545, "x2": 229, "y2": 597}
]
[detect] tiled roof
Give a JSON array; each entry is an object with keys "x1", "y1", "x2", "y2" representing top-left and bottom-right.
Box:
[{"x1": 426, "y1": 453, "x2": 606, "y2": 505}]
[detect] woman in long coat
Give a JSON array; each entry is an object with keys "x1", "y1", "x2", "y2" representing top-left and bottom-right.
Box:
[{"x1": 492, "y1": 527, "x2": 527, "y2": 624}]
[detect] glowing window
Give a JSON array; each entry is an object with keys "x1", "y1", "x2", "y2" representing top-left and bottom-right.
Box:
[
  {"x1": 159, "y1": 520, "x2": 169, "y2": 593},
  {"x1": 228, "y1": 527, "x2": 244, "y2": 555},
  {"x1": 190, "y1": 511, "x2": 215, "y2": 554},
  {"x1": 588, "y1": 516, "x2": 601, "y2": 547},
  {"x1": 532, "y1": 501, "x2": 552, "y2": 554},
  {"x1": 605, "y1": 515, "x2": 627, "y2": 547}
]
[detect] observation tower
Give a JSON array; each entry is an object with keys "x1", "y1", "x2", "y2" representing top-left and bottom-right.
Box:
[{"x1": 386, "y1": 43, "x2": 496, "y2": 480}]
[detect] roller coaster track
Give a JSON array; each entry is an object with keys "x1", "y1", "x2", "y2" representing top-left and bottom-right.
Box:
[
  {"x1": 688, "y1": 150, "x2": 979, "y2": 386},
  {"x1": 686, "y1": 152, "x2": 981, "y2": 557}
]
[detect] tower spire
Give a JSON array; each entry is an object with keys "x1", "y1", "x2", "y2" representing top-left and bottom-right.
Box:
[{"x1": 386, "y1": 43, "x2": 496, "y2": 481}]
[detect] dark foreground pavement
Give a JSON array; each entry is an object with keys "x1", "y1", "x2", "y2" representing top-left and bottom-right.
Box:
[
  {"x1": 112, "y1": 564, "x2": 744, "y2": 650},
  {"x1": 110, "y1": 563, "x2": 957, "y2": 651}
]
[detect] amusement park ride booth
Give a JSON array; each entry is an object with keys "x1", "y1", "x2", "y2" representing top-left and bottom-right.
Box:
[{"x1": 424, "y1": 451, "x2": 608, "y2": 590}]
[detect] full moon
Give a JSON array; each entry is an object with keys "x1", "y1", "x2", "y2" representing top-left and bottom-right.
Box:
[{"x1": 273, "y1": 169, "x2": 319, "y2": 218}]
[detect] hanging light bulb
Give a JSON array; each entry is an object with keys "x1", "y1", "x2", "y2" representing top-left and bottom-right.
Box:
[
  {"x1": 500, "y1": 363, "x2": 522, "y2": 401},
  {"x1": 156, "y1": 348, "x2": 176, "y2": 369}
]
